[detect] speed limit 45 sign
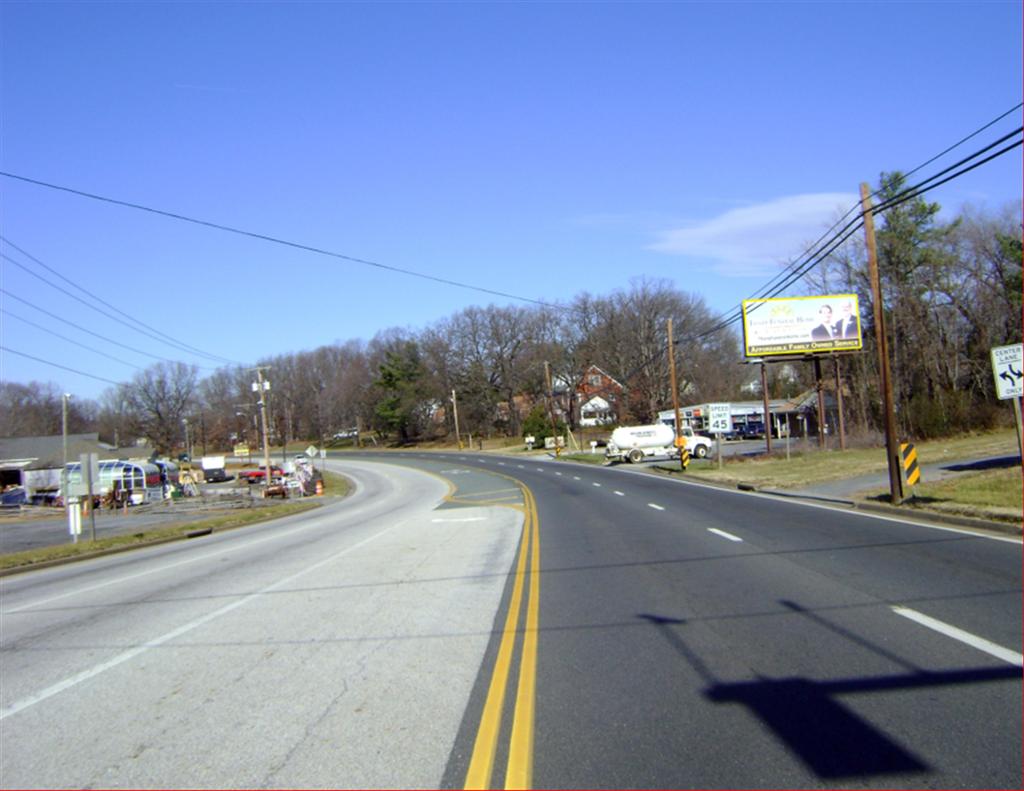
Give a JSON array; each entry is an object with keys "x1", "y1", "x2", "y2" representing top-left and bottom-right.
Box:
[{"x1": 707, "y1": 402, "x2": 732, "y2": 433}]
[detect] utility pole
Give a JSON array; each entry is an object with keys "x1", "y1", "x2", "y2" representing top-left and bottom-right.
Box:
[
  {"x1": 251, "y1": 367, "x2": 273, "y2": 493},
  {"x1": 544, "y1": 361, "x2": 561, "y2": 456},
  {"x1": 667, "y1": 319, "x2": 684, "y2": 470},
  {"x1": 451, "y1": 389, "x2": 463, "y2": 449},
  {"x1": 861, "y1": 183, "x2": 904, "y2": 504}
]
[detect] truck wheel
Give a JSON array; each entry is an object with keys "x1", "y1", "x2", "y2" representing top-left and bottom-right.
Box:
[
  {"x1": 694, "y1": 445, "x2": 708, "y2": 459},
  {"x1": 628, "y1": 448, "x2": 644, "y2": 464}
]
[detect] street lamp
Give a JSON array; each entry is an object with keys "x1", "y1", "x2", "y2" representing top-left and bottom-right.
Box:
[{"x1": 181, "y1": 418, "x2": 191, "y2": 461}]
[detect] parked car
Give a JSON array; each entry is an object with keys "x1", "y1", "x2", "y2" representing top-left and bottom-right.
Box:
[
  {"x1": 238, "y1": 466, "x2": 285, "y2": 484},
  {"x1": 203, "y1": 467, "x2": 231, "y2": 483},
  {"x1": 740, "y1": 422, "x2": 766, "y2": 440}
]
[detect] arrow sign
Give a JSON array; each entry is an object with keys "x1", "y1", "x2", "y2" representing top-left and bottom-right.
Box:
[{"x1": 991, "y1": 344, "x2": 1023, "y2": 400}]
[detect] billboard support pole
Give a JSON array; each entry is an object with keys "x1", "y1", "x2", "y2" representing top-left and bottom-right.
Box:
[
  {"x1": 861, "y1": 183, "x2": 904, "y2": 504},
  {"x1": 760, "y1": 361, "x2": 772, "y2": 454},
  {"x1": 834, "y1": 356, "x2": 847, "y2": 451},
  {"x1": 814, "y1": 357, "x2": 827, "y2": 449}
]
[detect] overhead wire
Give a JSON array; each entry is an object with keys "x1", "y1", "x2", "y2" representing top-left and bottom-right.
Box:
[
  {"x1": 1, "y1": 105, "x2": 1019, "y2": 396},
  {"x1": 682, "y1": 122, "x2": 1024, "y2": 343},
  {"x1": 0, "y1": 172, "x2": 564, "y2": 311},
  {"x1": 0, "y1": 287, "x2": 216, "y2": 370},
  {"x1": 0, "y1": 239, "x2": 243, "y2": 366},
  {"x1": 0, "y1": 346, "x2": 124, "y2": 387},
  {"x1": 1, "y1": 307, "x2": 143, "y2": 370}
]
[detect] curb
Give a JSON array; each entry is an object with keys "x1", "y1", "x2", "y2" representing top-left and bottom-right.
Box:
[
  {"x1": 645, "y1": 466, "x2": 1020, "y2": 538},
  {"x1": 756, "y1": 486, "x2": 1020, "y2": 537}
]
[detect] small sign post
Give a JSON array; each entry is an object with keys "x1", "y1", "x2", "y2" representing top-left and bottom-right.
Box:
[{"x1": 80, "y1": 452, "x2": 99, "y2": 542}]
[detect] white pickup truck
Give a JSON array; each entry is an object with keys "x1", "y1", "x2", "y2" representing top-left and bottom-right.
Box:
[{"x1": 604, "y1": 423, "x2": 714, "y2": 464}]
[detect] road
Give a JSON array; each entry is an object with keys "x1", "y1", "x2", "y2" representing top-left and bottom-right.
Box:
[{"x1": 1, "y1": 452, "x2": 1020, "y2": 788}]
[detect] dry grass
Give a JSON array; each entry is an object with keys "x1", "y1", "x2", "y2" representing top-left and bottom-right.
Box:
[{"x1": 0, "y1": 500, "x2": 323, "y2": 572}]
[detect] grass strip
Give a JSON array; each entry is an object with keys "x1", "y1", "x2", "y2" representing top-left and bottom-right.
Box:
[{"x1": 0, "y1": 500, "x2": 322, "y2": 572}]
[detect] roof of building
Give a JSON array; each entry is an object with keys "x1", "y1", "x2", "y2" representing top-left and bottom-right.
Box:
[{"x1": 0, "y1": 434, "x2": 116, "y2": 470}]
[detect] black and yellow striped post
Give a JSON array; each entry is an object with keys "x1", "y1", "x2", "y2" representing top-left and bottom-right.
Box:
[
  {"x1": 900, "y1": 442, "x2": 921, "y2": 491},
  {"x1": 675, "y1": 437, "x2": 691, "y2": 471}
]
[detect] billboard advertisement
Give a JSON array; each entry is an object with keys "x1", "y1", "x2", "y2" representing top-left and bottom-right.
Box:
[{"x1": 742, "y1": 294, "x2": 863, "y2": 357}]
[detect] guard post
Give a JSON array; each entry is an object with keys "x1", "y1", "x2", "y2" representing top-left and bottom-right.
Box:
[
  {"x1": 675, "y1": 437, "x2": 691, "y2": 472},
  {"x1": 900, "y1": 442, "x2": 921, "y2": 496}
]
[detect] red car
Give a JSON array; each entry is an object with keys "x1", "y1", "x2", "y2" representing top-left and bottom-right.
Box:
[{"x1": 238, "y1": 466, "x2": 285, "y2": 484}]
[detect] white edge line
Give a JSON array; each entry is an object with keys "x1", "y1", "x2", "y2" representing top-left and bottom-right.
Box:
[
  {"x1": 708, "y1": 528, "x2": 743, "y2": 542},
  {"x1": 892, "y1": 606, "x2": 1023, "y2": 666},
  {"x1": 637, "y1": 471, "x2": 1022, "y2": 544}
]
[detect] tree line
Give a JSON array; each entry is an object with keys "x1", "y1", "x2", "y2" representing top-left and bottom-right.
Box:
[{"x1": 2, "y1": 176, "x2": 1019, "y2": 453}]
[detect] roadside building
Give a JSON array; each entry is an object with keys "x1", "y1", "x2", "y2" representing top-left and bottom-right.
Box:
[
  {"x1": 577, "y1": 366, "x2": 624, "y2": 426},
  {"x1": 0, "y1": 433, "x2": 115, "y2": 505}
]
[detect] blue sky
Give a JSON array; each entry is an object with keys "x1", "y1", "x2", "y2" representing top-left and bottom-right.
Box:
[{"x1": 1, "y1": 1, "x2": 1021, "y2": 401}]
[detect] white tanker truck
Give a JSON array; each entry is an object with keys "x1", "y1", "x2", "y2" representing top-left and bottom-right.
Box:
[{"x1": 604, "y1": 423, "x2": 714, "y2": 465}]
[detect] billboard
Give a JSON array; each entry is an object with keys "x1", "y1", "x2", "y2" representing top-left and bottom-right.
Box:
[{"x1": 742, "y1": 294, "x2": 863, "y2": 357}]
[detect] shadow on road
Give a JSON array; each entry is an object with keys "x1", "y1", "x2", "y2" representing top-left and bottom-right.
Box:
[
  {"x1": 942, "y1": 455, "x2": 1021, "y2": 472},
  {"x1": 638, "y1": 605, "x2": 1019, "y2": 781}
]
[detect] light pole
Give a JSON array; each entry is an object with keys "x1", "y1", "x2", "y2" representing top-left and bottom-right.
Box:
[{"x1": 182, "y1": 418, "x2": 191, "y2": 461}]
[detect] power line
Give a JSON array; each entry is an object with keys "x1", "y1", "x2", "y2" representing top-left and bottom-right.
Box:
[
  {"x1": 0, "y1": 172, "x2": 563, "y2": 310},
  {"x1": 1, "y1": 307, "x2": 143, "y2": 369},
  {"x1": 0, "y1": 239, "x2": 243, "y2": 366},
  {"x1": 1, "y1": 250, "x2": 239, "y2": 366},
  {"x1": 0, "y1": 287, "x2": 216, "y2": 369},
  {"x1": 0, "y1": 345, "x2": 124, "y2": 387},
  {"x1": 688, "y1": 122, "x2": 1024, "y2": 342},
  {"x1": 1, "y1": 104, "x2": 1018, "y2": 381}
]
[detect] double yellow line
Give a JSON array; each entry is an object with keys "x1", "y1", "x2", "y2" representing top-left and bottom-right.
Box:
[{"x1": 464, "y1": 485, "x2": 541, "y2": 790}]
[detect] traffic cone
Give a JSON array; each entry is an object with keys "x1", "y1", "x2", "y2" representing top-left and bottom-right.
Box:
[{"x1": 315, "y1": 479, "x2": 324, "y2": 496}]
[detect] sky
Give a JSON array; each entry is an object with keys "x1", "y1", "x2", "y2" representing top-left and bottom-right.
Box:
[{"x1": 1, "y1": 0, "x2": 1021, "y2": 402}]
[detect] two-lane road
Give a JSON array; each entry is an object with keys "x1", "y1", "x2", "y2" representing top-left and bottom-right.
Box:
[
  {"x1": 380, "y1": 451, "x2": 1021, "y2": 789},
  {"x1": 2, "y1": 450, "x2": 1019, "y2": 788}
]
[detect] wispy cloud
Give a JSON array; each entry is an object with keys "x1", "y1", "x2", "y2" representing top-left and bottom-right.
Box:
[{"x1": 648, "y1": 193, "x2": 859, "y2": 277}]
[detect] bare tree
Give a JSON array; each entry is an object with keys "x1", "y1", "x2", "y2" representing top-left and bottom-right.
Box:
[
  {"x1": 0, "y1": 381, "x2": 94, "y2": 437},
  {"x1": 121, "y1": 362, "x2": 198, "y2": 455}
]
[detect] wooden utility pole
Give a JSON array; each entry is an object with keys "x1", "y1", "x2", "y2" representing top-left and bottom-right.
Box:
[
  {"x1": 544, "y1": 361, "x2": 561, "y2": 456},
  {"x1": 861, "y1": 183, "x2": 904, "y2": 504},
  {"x1": 667, "y1": 319, "x2": 684, "y2": 470},
  {"x1": 252, "y1": 367, "x2": 273, "y2": 493}
]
